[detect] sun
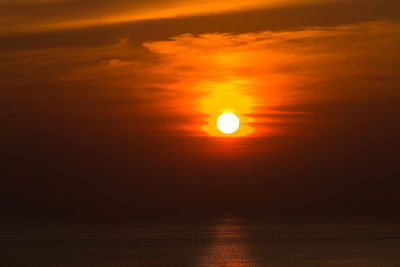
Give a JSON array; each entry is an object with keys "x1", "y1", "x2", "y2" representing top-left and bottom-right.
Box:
[{"x1": 217, "y1": 113, "x2": 240, "y2": 134}]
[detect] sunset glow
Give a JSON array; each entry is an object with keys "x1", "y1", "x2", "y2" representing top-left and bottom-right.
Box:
[
  {"x1": 2, "y1": 0, "x2": 400, "y2": 265},
  {"x1": 199, "y1": 79, "x2": 254, "y2": 137}
]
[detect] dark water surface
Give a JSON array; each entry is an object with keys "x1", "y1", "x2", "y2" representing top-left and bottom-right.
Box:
[{"x1": 1, "y1": 218, "x2": 400, "y2": 266}]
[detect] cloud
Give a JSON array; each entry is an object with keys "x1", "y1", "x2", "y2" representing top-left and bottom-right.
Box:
[
  {"x1": 0, "y1": 0, "x2": 340, "y2": 34},
  {"x1": 2, "y1": 0, "x2": 399, "y2": 52},
  {"x1": 141, "y1": 21, "x2": 400, "y2": 135},
  {"x1": 1, "y1": 20, "x2": 399, "y2": 138}
]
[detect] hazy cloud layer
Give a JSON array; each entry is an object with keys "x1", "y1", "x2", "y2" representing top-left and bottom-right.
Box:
[
  {"x1": 1, "y1": 0, "x2": 339, "y2": 34},
  {"x1": 1, "y1": 21, "x2": 399, "y2": 137}
]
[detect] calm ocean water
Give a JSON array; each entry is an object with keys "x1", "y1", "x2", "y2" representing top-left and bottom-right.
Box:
[{"x1": 1, "y1": 218, "x2": 400, "y2": 266}]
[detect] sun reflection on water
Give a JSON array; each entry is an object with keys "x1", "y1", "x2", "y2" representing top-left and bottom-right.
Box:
[{"x1": 197, "y1": 219, "x2": 252, "y2": 266}]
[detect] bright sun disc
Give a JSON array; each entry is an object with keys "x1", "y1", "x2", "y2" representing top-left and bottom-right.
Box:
[{"x1": 217, "y1": 113, "x2": 240, "y2": 134}]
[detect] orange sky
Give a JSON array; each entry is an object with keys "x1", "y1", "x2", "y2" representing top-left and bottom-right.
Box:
[
  {"x1": 1, "y1": 0, "x2": 400, "y2": 216},
  {"x1": 0, "y1": 0, "x2": 399, "y2": 157}
]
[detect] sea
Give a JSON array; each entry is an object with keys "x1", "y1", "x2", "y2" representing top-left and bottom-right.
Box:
[{"x1": 1, "y1": 217, "x2": 400, "y2": 266}]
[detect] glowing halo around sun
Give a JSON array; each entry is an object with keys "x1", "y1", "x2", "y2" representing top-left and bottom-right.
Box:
[{"x1": 217, "y1": 113, "x2": 240, "y2": 134}]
